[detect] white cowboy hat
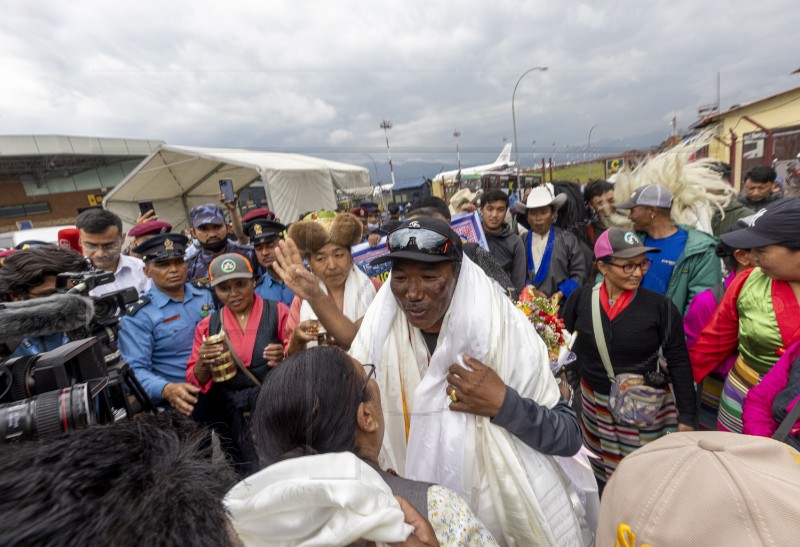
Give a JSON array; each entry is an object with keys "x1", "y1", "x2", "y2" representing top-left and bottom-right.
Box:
[{"x1": 513, "y1": 183, "x2": 567, "y2": 215}]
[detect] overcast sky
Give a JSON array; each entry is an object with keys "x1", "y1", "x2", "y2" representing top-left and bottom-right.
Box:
[{"x1": 1, "y1": 0, "x2": 798, "y2": 179}]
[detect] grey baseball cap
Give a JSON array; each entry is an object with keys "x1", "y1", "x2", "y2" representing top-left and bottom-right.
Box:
[{"x1": 615, "y1": 184, "x2": 674, "y2": 210}]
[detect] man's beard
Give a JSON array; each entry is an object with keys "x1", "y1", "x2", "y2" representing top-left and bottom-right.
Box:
[{"x1": 200, "y1": 239, "x2": 227, "y2": 253}]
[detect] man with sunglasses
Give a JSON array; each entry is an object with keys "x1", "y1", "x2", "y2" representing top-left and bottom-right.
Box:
[
  {"x1": 350, "y1": 218, "x2": 586, "y2": 545},
  {"x1": 616, "y1": 184, "x2": 721, "y2": 315},
  {"x1": 76, "y1": 208, "x2": 151, "y2": 297}
]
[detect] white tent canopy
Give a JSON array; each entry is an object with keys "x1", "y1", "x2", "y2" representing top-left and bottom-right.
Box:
[{"x1": 103, "y1": 145, "x2": 370, "y2": 230}]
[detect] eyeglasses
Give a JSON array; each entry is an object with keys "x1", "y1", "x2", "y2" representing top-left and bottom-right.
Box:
[
  {"x1": 361, "y1": 363, "x2": 376, "y2": 399},
  {"x1": 605, "y1": 258, "x2": 653, "y2": 274},
  {"x1": 387, "y1": 227, "x2": 452, "y2": 256},
  {"x1": 82, "y1": 241, "x2": 121, "y2": 252}
]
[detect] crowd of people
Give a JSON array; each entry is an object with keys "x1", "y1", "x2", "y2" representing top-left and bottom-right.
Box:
[{"x1": 1, "y1": 152, "x2": 800, "y2": 546}]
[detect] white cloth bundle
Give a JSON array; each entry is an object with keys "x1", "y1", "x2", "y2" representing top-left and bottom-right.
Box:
[{"x1": 225, "y1": 452, "x2": 413, "y2": 546}]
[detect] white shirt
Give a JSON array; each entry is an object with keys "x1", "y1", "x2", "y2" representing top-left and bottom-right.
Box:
[
  {"x1": 529, "y1": 231, "x2": 548, "y2": 272},
  {"x1": 90, "y1": 254, "x2": 151, "y2": 297}
]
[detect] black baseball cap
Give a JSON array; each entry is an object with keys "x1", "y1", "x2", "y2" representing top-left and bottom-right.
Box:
[
  {"x1": 720, "y1": 198, "x2": 800, "y2": 249},
  {"x1": 371, "y1": 218, "x2": 463, "y2": 265}
]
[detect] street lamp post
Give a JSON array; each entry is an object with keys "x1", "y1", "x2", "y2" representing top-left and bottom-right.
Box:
[
  {"x1": 586, "y1": 124, "x2": 598, "y2": 182},
  {"x1": 512, "y1": 66, "x2": 548, "y2": 175},
  {"x1": 380, "y1": 119, "x2": 397, "y2": 187},
  {"x1": 362, "y1": 153, "x2": 380, "y2": 185},
  {"x1": 453, "y1": 129, "x2": 462, "y2": 172}
]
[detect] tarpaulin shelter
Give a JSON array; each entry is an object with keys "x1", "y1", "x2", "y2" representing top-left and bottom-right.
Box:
[{"x1": 103, "y1": 145, "x2": 370, "y2": 230}]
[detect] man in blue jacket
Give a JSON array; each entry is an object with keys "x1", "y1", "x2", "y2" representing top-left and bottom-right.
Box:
[{"x1": 616, "y1": 184, "x2": 722, "y2": 315}]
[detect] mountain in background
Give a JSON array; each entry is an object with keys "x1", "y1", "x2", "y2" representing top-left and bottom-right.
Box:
[{"x1": 354, "y1": 129, "x2": 668, "y2": 184}]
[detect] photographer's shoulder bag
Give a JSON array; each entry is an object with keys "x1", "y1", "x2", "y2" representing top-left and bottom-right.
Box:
[{"x1": 591, "y1": 283, "x2": 667, "y2": 428}]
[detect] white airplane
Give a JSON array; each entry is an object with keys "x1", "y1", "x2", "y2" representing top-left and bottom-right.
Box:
[{"x1": 432, "y1": 143, "x2": 514, "y2": 182}]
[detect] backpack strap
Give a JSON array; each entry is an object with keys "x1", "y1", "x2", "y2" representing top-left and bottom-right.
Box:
[
  {"x1": 710, "y1": 282, "x2": 727, "y2": 305},
  {"x1": 773, "y1": 399, "x2": 800, "y2": 443}
]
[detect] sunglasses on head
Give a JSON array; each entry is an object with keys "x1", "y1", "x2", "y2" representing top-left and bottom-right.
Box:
[{"x1": 387, "y1": 227, "x2": 452, "y2": 256}]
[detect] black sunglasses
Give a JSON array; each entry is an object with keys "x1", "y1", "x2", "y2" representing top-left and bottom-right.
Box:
[
  {"x1": 361, "y1": 363, "x2": 376, "y2": 399},
  {"x1": 387, "y1": 227, "x2": 452, "y2": 256}
]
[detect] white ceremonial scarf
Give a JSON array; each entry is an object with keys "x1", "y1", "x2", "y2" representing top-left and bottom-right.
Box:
[
  {"x1": 225, "y1": 452, "x2": 413, "y2": 547},
  {"x1": 350, "y1": 256, "x2": 588, "y2": 547},
  {"x1": 300, "y1": 263, "x2": 377, "y2": 347}
]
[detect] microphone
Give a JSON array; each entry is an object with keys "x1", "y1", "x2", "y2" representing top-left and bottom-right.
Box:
[
  {"x1": 0, "y1": 294, "x2": 95, "y2": 342},
  {"x1": 58, "y1": 228, "x2": 82, "y2": 254}
]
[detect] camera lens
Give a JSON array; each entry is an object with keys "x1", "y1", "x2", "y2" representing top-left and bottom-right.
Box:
[{"x1": 0, "y1": 383, "x2": 96, "y2": 443}]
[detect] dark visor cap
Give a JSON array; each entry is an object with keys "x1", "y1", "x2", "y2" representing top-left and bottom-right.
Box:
[
  {"x1": 720, "y1": 198, "x2": 800, "y2": 249},
  {"x1": 371, "y1": 218, "x2": 463, "y2": 265}
]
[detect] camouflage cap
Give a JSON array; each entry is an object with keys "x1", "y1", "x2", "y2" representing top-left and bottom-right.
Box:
[{"x1": 189, "y1": 204, "x2": 225, "y2": 228}]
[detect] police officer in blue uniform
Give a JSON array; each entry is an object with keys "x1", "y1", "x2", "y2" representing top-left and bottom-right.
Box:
[
  {"x1": 243, "y1": 216, "x2": 295, "y2": 306},
  {"x1": 119, "y1": 233, "x2": 215, "y2": 415}
]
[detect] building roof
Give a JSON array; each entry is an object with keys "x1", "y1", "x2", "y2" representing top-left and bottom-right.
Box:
[
  {"x1": 391, "y1": 177, "x2": 429, "y2": 191},
  {"x1": 693, "y1": 85, "x2": 800, "y2": 129},
  {"x1": 0, "y1": 135, "x2": 164, "y2": 179}
]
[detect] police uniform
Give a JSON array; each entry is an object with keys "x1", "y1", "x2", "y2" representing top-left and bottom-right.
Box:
[
  {"x1": 242, "y1": 217, "x2": 295, "y2": 306},
  {"x1": 118, "y1": 234, "x2": 215, "y2": 404},
  {"x1": 185, "y1": 203, "x2": 255, "y2": 285}
]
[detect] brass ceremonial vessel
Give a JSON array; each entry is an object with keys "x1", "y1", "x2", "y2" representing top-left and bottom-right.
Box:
[{"x1": 205, "y1": 332, "x2": 237, "y2": 382}]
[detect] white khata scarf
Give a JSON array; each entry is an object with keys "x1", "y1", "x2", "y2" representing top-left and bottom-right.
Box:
[
  {"x1": 350, "y1": 256, "x2": 587, "y2": 546},
  {"x1": 225, "y1": 452, "x2": 413, "y2": 547},
  {"x1": 300, "y1": 263, "x2": 377, "y2": 346}
]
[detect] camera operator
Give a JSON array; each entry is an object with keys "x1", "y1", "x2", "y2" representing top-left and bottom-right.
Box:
[
  {"x1": 0, "y1": 246, "x2": 89, "y2": 358},
  {"x1": 76, "y1": 208, "x2": 151, "y2": 297},
  {"x1": 119, "y1": 234, "x2": 214, "y2": 416}
]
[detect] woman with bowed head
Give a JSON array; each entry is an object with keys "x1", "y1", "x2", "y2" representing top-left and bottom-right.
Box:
[
  {"x1": 186, "y1": 252, "x2": 289, "y2": 477},
  {"x1": 275, "y1": 211, "x2": 381, "y2": 354},
  {"x1": 560, "y1": 228, "x2": 696, "y2": 486},
  {"x1": 243, "y1": 345, "x2": 498, "y2": 546}
]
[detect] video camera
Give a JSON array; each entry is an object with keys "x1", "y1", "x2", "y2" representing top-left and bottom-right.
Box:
[
  {"x1": 0, "y1": 270, "x2": 155, "y2": 443},
  {"x1": 56, "y1": 271, "x2": 139, "y2": 329}
]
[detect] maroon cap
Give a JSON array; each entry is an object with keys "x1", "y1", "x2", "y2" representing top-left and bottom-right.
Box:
[
  {"x1": 242, "y1": 208, "x2": 276, "y2": 222},
  {"x1": 128, "y1": 220, "x2": 172, "y2": 238},
  {"x1": 349, "y1": 207, "x2": 367, "y2": 218}
]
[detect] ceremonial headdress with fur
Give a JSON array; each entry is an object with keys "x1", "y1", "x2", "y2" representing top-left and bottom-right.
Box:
[{"x1": 288, "y1": 211, "x2": 363, "y2": 256}]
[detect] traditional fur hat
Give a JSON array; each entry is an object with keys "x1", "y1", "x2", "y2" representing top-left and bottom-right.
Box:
[{"x1": 288, "y1": 211, "x2": 363, "y2": 256}]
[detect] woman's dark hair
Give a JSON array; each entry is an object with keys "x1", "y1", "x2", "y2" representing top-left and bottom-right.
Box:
[
  {"x1": 779, "y1": 240, "x2": 800, "y2": 251},
  {"x1": 552, "y1": 181, "x2": 584, "y2": 231},
  {"x1": 410, "y1": 196, "x2": 451, "y2": 221},
  {"x1": 253, "y1": 346, "x2": 369, "y2": 464},
  {"x1": 0, "y1": 246, "x2": 88, "y2": 300}
]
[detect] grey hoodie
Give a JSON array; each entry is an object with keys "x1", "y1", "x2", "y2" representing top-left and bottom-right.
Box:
[{"x1": 483, "y1": 223, "x2": 527, "y2": 296}]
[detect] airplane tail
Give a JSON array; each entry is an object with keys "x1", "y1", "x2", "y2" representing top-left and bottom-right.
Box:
[{"x1": 494, "y1": 143, "x2": 512, "y2": 165}]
